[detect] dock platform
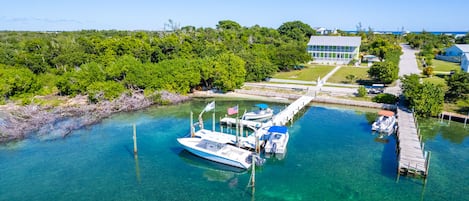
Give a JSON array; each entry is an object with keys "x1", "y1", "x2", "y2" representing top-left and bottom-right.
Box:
[
  {"x1": 270, "y1": 95, "x2": 314, "y2": 126},
  {"x1": 396, "y1": 107, "x2": 429, "y2": 177}
]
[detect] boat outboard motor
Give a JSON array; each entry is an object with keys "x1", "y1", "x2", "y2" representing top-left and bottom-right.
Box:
[{"x1": 272, "y1": 142, "x2": 277, "y2": 153}]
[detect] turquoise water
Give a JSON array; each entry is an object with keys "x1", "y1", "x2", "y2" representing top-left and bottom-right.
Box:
[{"x1": 0, "y1": 100, "x2": 468, "y2": 201}]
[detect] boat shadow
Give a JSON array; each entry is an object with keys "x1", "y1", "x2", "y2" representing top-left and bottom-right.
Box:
[
  {"x1": 380, "y1": 133, "x2": 399, "y2": 179},
  {"x1": 177, "y1": 149, "x2": 247, "y2": 174}
]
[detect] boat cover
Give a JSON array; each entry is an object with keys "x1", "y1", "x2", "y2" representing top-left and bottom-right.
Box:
[
  {"x1": 255, "y1": 103, "x2": 269, "y2": 109},
  {"x1": 378, "y1": 110, "x2": 395, "y2": 117},
  {"x1": 268, "y1": 126, "x2": 288, "y2": 134}
]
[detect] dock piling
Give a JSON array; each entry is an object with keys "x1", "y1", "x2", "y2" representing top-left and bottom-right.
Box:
[{"x1": 133, "y1": 123, "x2": 137, "y2": 154}]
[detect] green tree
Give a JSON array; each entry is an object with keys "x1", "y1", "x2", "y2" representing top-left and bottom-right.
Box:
[
  {"x1": 213, "y1": 53, "x2": 246, "y2": 91},
  {"x1": 277, "y1": 21, "x2": 315, "y2": 41},
  {"x1": 368, "y1": 61, "x2": 398, "y2": 84},
  {"x1": 239, "y1": 45, "x2": 278, "y2": 81},
  {"x1": 0, "y1": 65, "x2": 39, "y2": 102},
  {"x1": 216, "y1": 20, "x2": 242, "y2": 30},
  {"x1": 357, "y1": 86, "x2": 367, "y2": 97},
  {"x1": 87, "y1": 81, "x2": 126, "y2": 102},
  {"x1": 274, "y1": 42, "x2": 310, "y2": 71},
  {"x1": 372, "y1": 93, "x2": 398, "y2": 104},
  {"x1": 445, "y1": 71, "x2": 469, "y2": 102},
  {"x1": 401, "y1": 74, "x2": 445, "y2": 116}
]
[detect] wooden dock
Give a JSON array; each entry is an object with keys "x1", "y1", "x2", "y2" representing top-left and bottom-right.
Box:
[
  {"x1": 396, "y1": 107, "x2": 430, "y2": 178},
  {"x1": 221, "y1": 95, "x2": 314, "y2": 128},
  {"x1": 270, "y1": 95, "x2": 314, "y2": 126}
]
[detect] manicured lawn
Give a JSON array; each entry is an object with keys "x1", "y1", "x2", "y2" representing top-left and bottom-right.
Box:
[
  {"x1": 432, "y1": 59, "x2": 460, "y2": 72},
  {"x1": 444, "y1": 99, "x2": 469, "y2": 114},
  {"x1": 422, "y1": 76, "x2": 447, "y2": 86},
  {"x1": 327, "y1": 67, "x2": 371, "y2": 84},
  {"x1": 272, "y1": 64, "x2": 334, "y2": 81}
]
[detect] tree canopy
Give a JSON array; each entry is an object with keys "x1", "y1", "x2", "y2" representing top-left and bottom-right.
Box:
[
  {"x1": 0, "y1": 20, "x2": 314, "y2": 104},
  {"x1": 401, "y1": 74, "x2": 445, "y2": 117},
  {"x1": 277, "y1": 21, "x2": 315, "y2": 41}
]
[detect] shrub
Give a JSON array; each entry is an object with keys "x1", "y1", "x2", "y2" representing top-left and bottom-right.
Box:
[
  {"x1": 357, "y1": 86, "x2": 367, "y2": 97},
  {"x1": 87, "y1": 81, "x2": 126, "y2": 103},
  {"x1": 372, "y1": 93, "x2": 398, "y2": 104},
  {"x1": 423, "y1": 67, "x2": 434, "y2": 77}
]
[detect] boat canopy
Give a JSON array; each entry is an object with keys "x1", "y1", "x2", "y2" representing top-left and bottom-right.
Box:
[
  {"x1": 378, "y1": 110, "x2": 395, "y2": 117},
  {"x1": 255, "y1": 103, "x2": 269, "y2": 109},
  {"x1": 268, "y1": 126, "x2": 288, "y2": 134}
]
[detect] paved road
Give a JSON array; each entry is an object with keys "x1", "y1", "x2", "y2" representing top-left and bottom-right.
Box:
[
  {"x1": 398, "y1": 44, "x2": 421, "y2": 76},
  {"x1": 385, "y1": 44, "x2": 421, "y2": 95}
]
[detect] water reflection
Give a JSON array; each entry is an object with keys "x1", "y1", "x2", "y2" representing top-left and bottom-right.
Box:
[{"x1": 177, "y1": 149, "x2": 246, "y2": 183}]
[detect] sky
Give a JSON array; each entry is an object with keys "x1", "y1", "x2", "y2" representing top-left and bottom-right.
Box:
[{"x1": 1, "y1": 0, "x2": 468, "y2": 32}]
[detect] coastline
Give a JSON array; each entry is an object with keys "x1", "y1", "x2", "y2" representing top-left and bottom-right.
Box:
[
  {"x1": 0, "y1": 91, "x2": 189, "y2": 143},
  {"x1": 1, "y1": 86, "x2": 458, "y2": 144}
]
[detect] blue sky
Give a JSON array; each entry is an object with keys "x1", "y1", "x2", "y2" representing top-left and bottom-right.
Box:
[{"x1": 1, "y1": 0, "x2": 468, "y2": 31}]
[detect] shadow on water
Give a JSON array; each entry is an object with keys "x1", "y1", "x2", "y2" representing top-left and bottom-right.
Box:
[
  {"x1": 177, "y1": 149, "x2": 247, "y2": 174},
  {"x1": 380, "y1": 133, "x2": 398, "y2": 179}
]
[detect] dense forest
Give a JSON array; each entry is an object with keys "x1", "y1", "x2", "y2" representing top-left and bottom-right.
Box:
[{"x1": 0, "y1": 20, "x2": 314, "y2": 104}]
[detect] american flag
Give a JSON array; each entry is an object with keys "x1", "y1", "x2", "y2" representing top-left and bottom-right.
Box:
[{"x1": 227, "y1": 105, "x2": 238, "y2": 115}]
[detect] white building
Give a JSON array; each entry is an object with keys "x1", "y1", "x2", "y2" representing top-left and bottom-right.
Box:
[
  {"x1": 461, "y1": 53, "x2": 469, "y2": 72},
  {"x1": 307, "y1": 36, "x2": 361, "y2": 65}
]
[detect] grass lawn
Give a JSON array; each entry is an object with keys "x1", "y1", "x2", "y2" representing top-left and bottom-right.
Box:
[
  {"x1": 444, "y1": 99, "x2": 469, "y2": 114},
  {"x1": 327, "y1": 67, "x2": 371, "y2": 84},
  {"x1": 422, "y1": 76, "x2": 447, "y2": 86},
  {"x1": 432, "y1": 59, "x2": 460, "y2": 73},
  {"x1": 272, "y1": 64, "x2": 334, "y2": 81}
]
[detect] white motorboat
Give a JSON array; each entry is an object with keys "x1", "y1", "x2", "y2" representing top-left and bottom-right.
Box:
[
  {"x1": 372, "y1": 110, "x2": 396, "y2": 134},
  {"x1": 177, "y1": 137, "x2": 259, "y2": 169},
  {"x1": 263, "y1": 126, "x2": 289, "y2": 154},
  {"x1": 242, "y1": 103, "x2": 274, "y2": 121}
]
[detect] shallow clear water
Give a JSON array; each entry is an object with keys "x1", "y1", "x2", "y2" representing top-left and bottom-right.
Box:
[{"x1": 0, "y1": 100, "x2": 468, "y2": 201}]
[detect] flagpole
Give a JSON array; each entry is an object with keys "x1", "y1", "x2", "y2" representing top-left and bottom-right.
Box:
[
  {"x1": 236, "y1": 107, "x2": 239, "y2": 147},
  {"x1": 239, "y1": 105, "x2": 243, "y2": 137}
]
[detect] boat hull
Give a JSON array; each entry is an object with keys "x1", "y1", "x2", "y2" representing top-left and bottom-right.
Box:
[
  {"x1": 177, "y1": 138, "x2": 251, "y2": 169},
  {"x1": 243, "y1": 112, "x2": 273, "y2": 120},
  {"x1": 372, "y1": 115, "x2": 396, "y2": 134}
]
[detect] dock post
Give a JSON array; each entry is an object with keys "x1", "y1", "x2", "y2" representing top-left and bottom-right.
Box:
[
  {"x1": 190, "y1": 111, "x2": 195, "y2": 137},
  {"x1": 235, "y1": 118, "x2": 239, "y2": 147},
  {"x1": 133, "y1": 123, "x2": 138, "y2": 154},
  {"x1": 255, "y1": 137, "x2": 260, "y2": 154},
  {"x1": 212, "y1": 112, "x2": 215, "y2": 132},
  {"x1": 425, "y1": 151, "x2": 431, "y2": 182},
  {"x1": 448, "y1": 114, "x2": 451, "y2": 125},
  {"x1": 465, "y1": 112, "x2": 468, "y2": 128}
]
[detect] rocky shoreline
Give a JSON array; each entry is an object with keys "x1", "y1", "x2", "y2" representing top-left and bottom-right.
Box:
[{"x1": 0, "y1": 91, "x2": 190, "y2": 143}]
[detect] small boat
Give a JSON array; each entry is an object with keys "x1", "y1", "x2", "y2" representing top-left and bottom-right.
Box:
[
  {"x1": 177, "y1": 137, "x2": 263, "y2": 169},
  {"x1": 242, "y1": 103, "x2": 274, "y2": 121},
  {"x1": 263, "y1": 126, "x2": 289, "y2": 154},
  {"x1": 372, "y1": 110, "x2": 396, "y2": 134}
]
